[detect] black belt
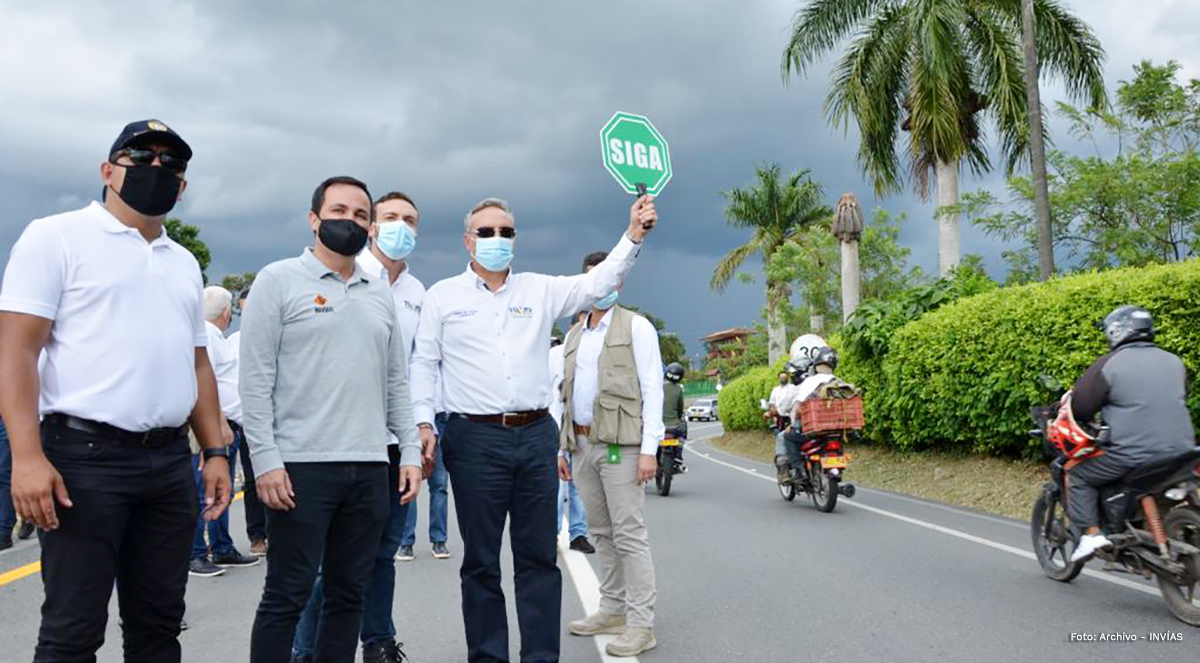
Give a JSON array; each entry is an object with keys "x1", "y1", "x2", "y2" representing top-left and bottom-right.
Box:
[
  {"x1": 44, "y1": 413, "x2": 187, "y2": 448},
  {"x1": 454, "y1": 409, "x2": 550, "y2": 428},
  {"x1": 229, "y1": 420, "x2": 243, "y2": 433}
]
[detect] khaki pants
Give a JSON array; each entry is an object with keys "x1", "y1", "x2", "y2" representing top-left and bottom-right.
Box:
[{"x1": 572, "y1": 436, "x2": 656, "y2": 628}]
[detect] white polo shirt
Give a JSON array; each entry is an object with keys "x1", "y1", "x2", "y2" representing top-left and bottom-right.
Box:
[
  {"x1": 569, "y1": 307, "x2": 665, "y2": 455},
  {"x1": 0, "y1": 202, "x2": 207, "y2": 431},
  {"x1": 205, "y1": 321, "x2": 242, "y2": 424},
  {"x1": 411, "y1": 234, "x2": 640, "y2": 424}
]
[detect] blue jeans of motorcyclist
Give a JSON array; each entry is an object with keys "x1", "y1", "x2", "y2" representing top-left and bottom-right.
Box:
[
  {"x1": 0, "y1": 419, "x2": 16, "y2": 534},
  {"x1": 401, "y1": 412, "x2": 449, "y2": 547},
  {"x1": 557, "y1": 455, "x2": 588, "y2": 540},
  {"x1": 190, "y1": 429, "x2": 241, "y2": 559},
  {"x1": 293, "y1": 447, "x2": 409, "y2": 655}
]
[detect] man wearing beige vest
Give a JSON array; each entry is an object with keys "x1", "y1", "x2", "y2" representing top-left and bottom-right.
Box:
[{"x1": 557, "y1": 251, "x2": 664, "y2": 658}]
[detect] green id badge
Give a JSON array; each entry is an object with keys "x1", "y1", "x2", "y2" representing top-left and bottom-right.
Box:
[{"x1": 606, "y1": 443, "x2": 621, "y2": 464}]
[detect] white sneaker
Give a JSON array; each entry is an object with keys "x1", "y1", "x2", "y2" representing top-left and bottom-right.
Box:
[{"x1": 1070, "y1": 533, "x2": 1112, "y2": 562}]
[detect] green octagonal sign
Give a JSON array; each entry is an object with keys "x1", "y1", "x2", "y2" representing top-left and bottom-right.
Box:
[{"x1": 600, "y1": 111, "x2": 672, "y2": 196}]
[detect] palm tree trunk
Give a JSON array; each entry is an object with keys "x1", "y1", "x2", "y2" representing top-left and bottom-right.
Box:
[
  {"x1": 766, "y1": 295, "x2": 787, "y2": 365},
  {"x1": 1022, "y1": 0, "x2": 1055, "y2": 281},
  {"x1": 935, "y1": 158, "x2": 961, "y2": 276},
  {"x1": 840, "y1": 239, "x2": 860, "y2": 322}
]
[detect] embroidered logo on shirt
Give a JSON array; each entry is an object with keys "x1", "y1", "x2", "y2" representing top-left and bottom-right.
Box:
[
  {"x1": 313, "y1": 294, "x2": 333, "y2": 313},
  {"x1": 449, "y1": 309, "x2": 477, "y2": 319},
  {"x1": 507, "y1": 306, "x2": 533, "y2": 319},
  {"x1": 404, "y1": 300, "x2": 421, "y2": 313}
]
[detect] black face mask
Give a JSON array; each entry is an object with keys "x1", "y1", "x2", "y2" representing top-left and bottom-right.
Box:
[
  {"x1": 318, "y1": 218, "x2": 369, "y2": 256},
  {"x1": 113, "y1": 165, "x2": 182, "y2": 216}
]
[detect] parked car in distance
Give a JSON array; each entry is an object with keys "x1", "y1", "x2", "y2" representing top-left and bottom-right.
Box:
[{"x1": 688, "y1": 398, "x2": 719, "y2": 422}]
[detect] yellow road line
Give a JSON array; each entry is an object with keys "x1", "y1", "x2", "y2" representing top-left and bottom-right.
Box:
[{"x1": 0, "y1": 490, "x2": 245, "y2": 588}]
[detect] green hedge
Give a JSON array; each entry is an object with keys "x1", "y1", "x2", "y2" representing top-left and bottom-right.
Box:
[{"x1": 873, "y1": 259, "x2": 1200, "y2": 455}]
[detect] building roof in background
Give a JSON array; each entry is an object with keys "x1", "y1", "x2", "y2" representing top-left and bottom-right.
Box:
[{"x1": 700, "y1": 327, "x2": 753, "y2": 343}]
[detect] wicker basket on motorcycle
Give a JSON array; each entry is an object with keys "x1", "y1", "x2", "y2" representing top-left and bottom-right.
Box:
[{"x1": 799, "y1": 394, "x2": 864, "y2": 433}]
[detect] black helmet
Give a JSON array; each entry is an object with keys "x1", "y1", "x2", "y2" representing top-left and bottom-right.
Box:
[
  {"x1": 785, "y1": 357, "x2": 813, "y2": 385},
  {"x1": 665, "y1": 362, "x2": 684, "y2": 382},
  {"x1": 812, "y1": 346, "x2": 839, "y2": 371},
  {"x1": 1100, "y1": 305, "x2": 1155, "y2": 349}
]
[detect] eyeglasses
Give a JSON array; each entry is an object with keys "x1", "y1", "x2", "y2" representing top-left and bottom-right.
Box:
[
  {"x1": 110, "y1": 148, "x2": 188, "y2": 174},
  {"x1": 474, "y1": 226, "x2": 516, "y2": 239}
]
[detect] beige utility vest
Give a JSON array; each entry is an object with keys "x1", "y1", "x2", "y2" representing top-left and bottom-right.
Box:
[{"x1": 559, "y1": 306, "x2": 643, "y2": 452}]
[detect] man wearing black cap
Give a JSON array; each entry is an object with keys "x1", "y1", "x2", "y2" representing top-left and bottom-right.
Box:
[{"x1": 0, "y1": 120, "x2": 232, "y2": 663}]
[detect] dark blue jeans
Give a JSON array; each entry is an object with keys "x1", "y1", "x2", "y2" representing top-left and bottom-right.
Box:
[
  {"x1": 293, "y1": 448, "x2": 409, "y2": 656},
  {"x1": 0, "y1": 419, "x2": 15, "y2": 533},
  {"x1": 249, "y1": 462, "x2": 388, "y2": 663},
  {"x1": 401, "y1": 412, "x2": 449, "y2": 546},
  {"x1": 441, "y1": 414, "x2": 561, "y2": 663},
  {"x1": 190, "y1": 429, "x2": 241, "y2": 559}
]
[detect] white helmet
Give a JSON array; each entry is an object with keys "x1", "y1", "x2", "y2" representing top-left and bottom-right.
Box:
[{"x1": 789, "y1": 334, "x2": 829, "y2": 362}]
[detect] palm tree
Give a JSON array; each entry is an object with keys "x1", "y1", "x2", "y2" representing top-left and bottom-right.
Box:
[
  {"x1": 832, "y1": 192, "x2": 864, "y2": 321},
  {"x1": 782, "y1": 0, "x2": 1106, "y2": 276},
  {"x1": 711, "y1": 165, "x2": 832, "y2": 364}
]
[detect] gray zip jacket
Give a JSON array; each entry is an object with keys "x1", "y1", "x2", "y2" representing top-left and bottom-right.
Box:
[{"x1": 1072, "y1": 341, "x2": 1196, "y2": 464}]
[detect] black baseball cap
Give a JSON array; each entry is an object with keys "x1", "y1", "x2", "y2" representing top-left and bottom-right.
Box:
[{"x1": 108, "y1": 119, "x2": 193, "y2": 161}]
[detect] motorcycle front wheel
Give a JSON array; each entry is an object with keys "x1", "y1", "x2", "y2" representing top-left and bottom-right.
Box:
[
  {"x1": 810, "y1": 465, "x2": 838, "y2": 513},
  {"x1": 1030, "y1": 490, "x2": 1084, "y2": 582},
  {"x1": 1157, "y1": 506, "x2": 1200, "y2": 626}
]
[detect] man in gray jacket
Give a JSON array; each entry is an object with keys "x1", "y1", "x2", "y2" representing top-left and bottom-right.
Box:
[
  {"x1": 241, "y1": 176, "x2": 422, "y2": 663},
  {"x1": 1067, "y1": 305, "x2": 1196, "y2": 561}
]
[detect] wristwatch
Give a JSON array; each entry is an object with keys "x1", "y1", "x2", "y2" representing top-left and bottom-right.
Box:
[{"x1": 202, "y1": 447, "x2": 230, "y2": 461}]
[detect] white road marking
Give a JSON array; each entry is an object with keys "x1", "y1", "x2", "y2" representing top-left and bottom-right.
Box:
[
  {"x1": 686, "y1": 440, "x2": 1161, "y2": 598},
  {"x1": 558, "y1": 531, "x2": 637, "y2": 663}
]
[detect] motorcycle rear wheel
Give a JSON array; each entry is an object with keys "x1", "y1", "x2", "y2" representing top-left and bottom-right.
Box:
[
  {"x1": 1030, "y1": 491, "x2": 1083, "y2": 582},
  {"x1": 777, "y1": 472, "x2": 796, "y2": 502},
  {"x1": 655, "y1": 467, "x2": 673, "y2": 496},
  {"x1": 1157, "y1": 506, "x2": 1200, "y2": 626},
  {"x1": 810, "y1": 465, "x2": 838, "y2": 513}
]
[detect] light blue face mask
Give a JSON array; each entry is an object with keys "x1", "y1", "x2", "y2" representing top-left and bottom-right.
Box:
[
  {"x1": 376, "y1": 221, "x2": 417, "y2": 260},
  {"x1": 474, "y1": 236, "x2": 514, "y2": 272},
  {"x1": 594, "y1": 290, "x2": 619, "y2": 310}
]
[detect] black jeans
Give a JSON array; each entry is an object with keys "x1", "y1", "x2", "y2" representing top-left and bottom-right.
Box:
[
  {"x1": 235, "y1": 424, "x2": 268, "y2": 543},
  {"x1": 249, "y1": 462, "x2": 389, "y2": 663},
  {"x1": 441, "y1": 415, "x2": 561, "y2": 663},
  {"x1": 34, "y1": 421, "x2": 195, "y2": 663},
  {"x1": 1067, "y1": 453, "x2": 1138, "y2": 533}
]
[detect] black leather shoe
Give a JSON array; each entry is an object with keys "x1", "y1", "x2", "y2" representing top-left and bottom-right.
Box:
[
  {"x1": 570, "y1": 536, "x2": 596, "y2": 554},
  {"x1": 16, "y1": 521, "x2": 35, "y2": 540},
  {"x1": 363, "y1": 639, "x2": 408, "y2": 663},
  {"x1": 0, "y1": 534, "x2": 12, "y2": 552}
]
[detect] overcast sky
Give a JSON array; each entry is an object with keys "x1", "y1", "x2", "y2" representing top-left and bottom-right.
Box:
[{"x1": 1, "y1": 0, "x2": 1197, "y2": 361}]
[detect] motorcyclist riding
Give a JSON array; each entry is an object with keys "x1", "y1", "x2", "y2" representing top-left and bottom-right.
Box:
[
  {"x1": 1066, "y1": 305, "x2": 1196, "y2": 562},
  {"x1": 774, "y1": 357, "x2": 813, "y2": 483},
  {"x1": 765, "y1": 371, "x2": 790, "y2": 431},
  {"x1": 663, "y1": 362, "x2": 687, "y2": 473}
]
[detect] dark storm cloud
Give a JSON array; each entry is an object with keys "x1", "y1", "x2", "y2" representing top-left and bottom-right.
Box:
[{"x1": 0, "y1": 1, "x2": 1193, "y2": 358}]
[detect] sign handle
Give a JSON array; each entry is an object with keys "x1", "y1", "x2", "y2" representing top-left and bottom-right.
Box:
[{"x1": 635, "y1": 182, "x2": 651, "y2": 229}]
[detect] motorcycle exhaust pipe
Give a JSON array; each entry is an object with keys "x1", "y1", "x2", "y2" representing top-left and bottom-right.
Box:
[{"x1": 839, "y1": 483, "x2": 856, "y2": 498}]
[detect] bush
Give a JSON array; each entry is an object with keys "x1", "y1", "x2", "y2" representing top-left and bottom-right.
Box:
[
  {"x1": 717, "y1": 357, "x2": 791, "y2": 431},
  {"x1": 873, "y1": 259, "x2": 1200, "y2": 455}
]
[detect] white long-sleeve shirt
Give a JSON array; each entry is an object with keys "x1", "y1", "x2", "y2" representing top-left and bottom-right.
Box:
[
  {"x1": 548, "y1": 344, "x2": 565, "y2": 427},
  {"x1": 410, "y1": 234, "x2": 641, "y2": 425},
  {"x1": 569, "y1": 307, "x2": 664, "y2": 455},
  {"x1": 204, "y1": 321, "x2": 242, "y2": 424}
]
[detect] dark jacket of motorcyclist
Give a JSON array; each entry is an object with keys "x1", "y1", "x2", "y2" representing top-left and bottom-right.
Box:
[
  {"x1": 1072, "y1": 341, "x2": 1194, "y2": 464},
  {"x1": 662, "y1": 362, "x2": 685, "y2": 430}
]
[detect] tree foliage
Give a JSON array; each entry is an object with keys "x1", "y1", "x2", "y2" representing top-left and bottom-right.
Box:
[
  {"x1": 964, "y1": 60, "x2": 1200, "y2": 279},
  {"x1": 620, "y1": 304, "x2": 688, "y2": 367},
  {"x1": 165, "y1": 218, "x2": 211, "y2": 282},
  {"x1": 220, "y1": 271, "x2": 257, "y2": 313},
  {"x1": 781, "y1": 0, "x2": 1107, "y2": 197}
]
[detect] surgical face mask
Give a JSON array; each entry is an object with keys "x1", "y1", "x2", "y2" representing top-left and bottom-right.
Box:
[
  {"x1": 112, "y1": 165, "x2": 182, "y2": 216},
  {"x1": 474, "y1": 236, "x2": 514, "y2": 272},
  {"x1": 318, "y1": 218, "x2": 369, "y2": 256},
  {"x1": 376, "y1": 221, "x2": 416, "y2": 260},
  {"x1": 594, "y1": 290, "x2": 619, "y2": 310}
]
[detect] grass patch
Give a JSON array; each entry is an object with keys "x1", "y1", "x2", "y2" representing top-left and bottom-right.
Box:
[{"x1": 710, "y1": 431, "x2": 1048, "y2": 521}]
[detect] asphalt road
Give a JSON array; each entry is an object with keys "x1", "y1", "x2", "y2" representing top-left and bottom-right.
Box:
[{"x1": 1, "y1": 420, "x2": 1196, "y2": 661}]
